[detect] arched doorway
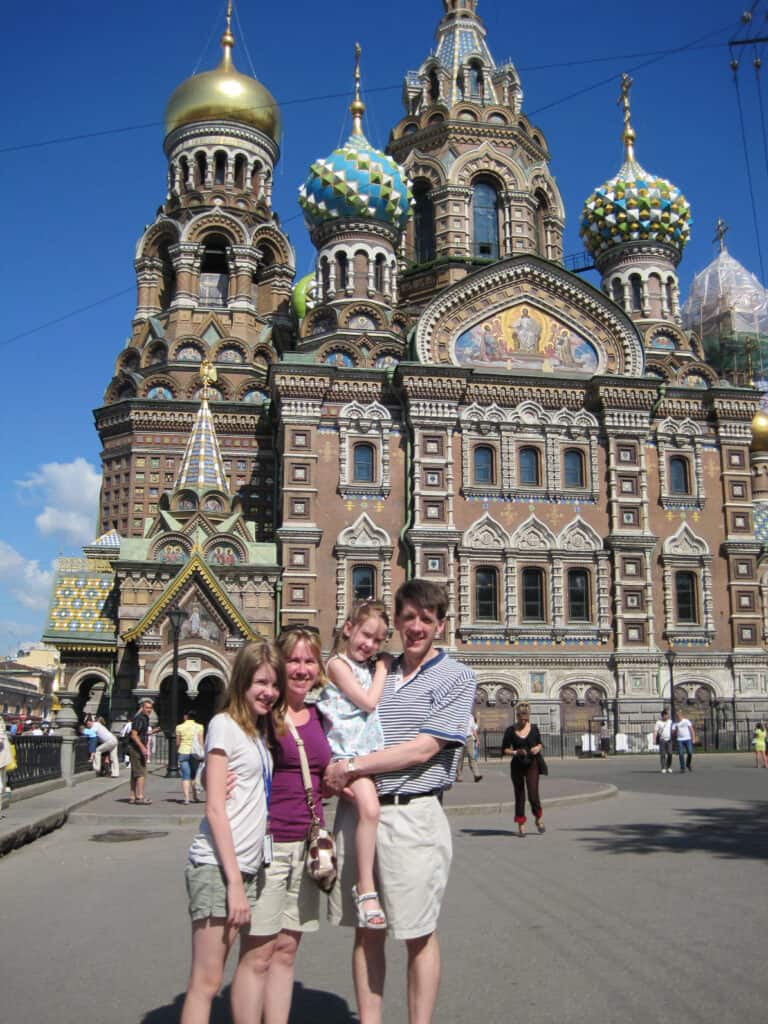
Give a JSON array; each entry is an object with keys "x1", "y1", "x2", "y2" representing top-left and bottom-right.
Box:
[
  {"x1": 678, "y1": 683, "x2": 716, "y2": 746},
  {"x1": 157, "y1": 674, "x2": 189, "y2": 734},
  {"x1": 560, "y1": 684, "x2": 607, "y2": 755},
  {"x1": 193, "y1": 676, "x2": 226, "y2": 729},
  {"x1": 76, "y1": 676, "x2": 108, "y2": 720}
]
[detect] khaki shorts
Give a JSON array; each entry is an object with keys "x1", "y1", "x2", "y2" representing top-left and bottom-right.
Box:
[
  {"x1": 185, "y1": 862, "x2": 261, "y2": 922},
  {"x1": 128, "y1": 745, "x2": 147, "y2": 780},
  {"x1": 247, "y1": 839, "x2": 320, "y2": 936},
  {"x1": 328, "y1": 795, "x2": 452, "y2": 940}
]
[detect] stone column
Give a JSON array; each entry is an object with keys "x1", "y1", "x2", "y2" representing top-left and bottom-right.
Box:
[
  {"x1": 54, "y1": 689, "x2": 80, "y2": 786},
  {"x1": 169, "y1": 243, "x2": 201, "y2": 310}
]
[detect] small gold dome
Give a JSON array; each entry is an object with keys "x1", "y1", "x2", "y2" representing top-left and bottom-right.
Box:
[
  {"x1": 164, "y1": 24, "x2": 280, "y2": 141},
  {"x1": 751, "y1": 411, "x2": 768, "y2": 453}
]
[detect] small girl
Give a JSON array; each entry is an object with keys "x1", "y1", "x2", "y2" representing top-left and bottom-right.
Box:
[
  {"x1": 317, "y1": 599, "x2": 390, "y2": 928},
  {"x1": 181, "y1": 641, "x2": 283, "y2": 1024}
]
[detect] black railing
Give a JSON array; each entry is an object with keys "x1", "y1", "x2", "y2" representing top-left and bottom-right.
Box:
[
  {"x1": 480, "y1": 721, "x2": 758, "y2": 759},
  {"x1": 74, "y1": 736, "x2": 93, "y2": 774},
  {"x1": 10, "y1": 736, "x2": 62, "y2": 789}
]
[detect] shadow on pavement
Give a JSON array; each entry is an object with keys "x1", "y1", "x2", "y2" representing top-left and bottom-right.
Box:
[
  {"x1": 459, "y1": 828, "x2": 518, "y2": 838},
  {"x1": 570, "y1": 799, "x2": 768, "y2": 859},
  {"x1": 141, "y1": 982, "x2": 357, "y2": 1023}
]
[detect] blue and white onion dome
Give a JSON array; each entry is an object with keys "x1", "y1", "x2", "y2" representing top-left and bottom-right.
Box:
[
  {"x1": 580, "y1": 155, "x2": 691, "y2": 260},
  {"x1": 298, "y1": 79, "x2": 412, "y2": 231}
]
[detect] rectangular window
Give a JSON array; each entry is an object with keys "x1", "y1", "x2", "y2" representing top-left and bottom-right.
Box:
[
  {"x1": 675, "y1": 572, "x2": 698, "y2": 624},
  {"x1": 521, "y1": 568, "x2": 545, "y2": 621},
  {"x1": 567, "y1": 569, "x2": 590, "y2": 622},
  {"x1": 475, "y1": 568, "x2": 499, "y2": 621}
]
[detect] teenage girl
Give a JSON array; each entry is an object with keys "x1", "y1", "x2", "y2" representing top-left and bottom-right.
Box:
[
  {"x1": 317, "y1": 599, "x2": 390, "y2": 928},
  {"x1": 181, "y1": 641, "x2": 284, "y2": 1024}
]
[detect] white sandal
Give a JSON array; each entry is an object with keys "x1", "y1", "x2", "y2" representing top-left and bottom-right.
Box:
[{"x1": 352, "y1": 886, "x2": 387, "y2": 929}]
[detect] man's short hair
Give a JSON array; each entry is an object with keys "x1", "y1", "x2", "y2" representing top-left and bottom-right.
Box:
[{"x1": 395, "y1": 579, "x2": 449, "y2": 620}]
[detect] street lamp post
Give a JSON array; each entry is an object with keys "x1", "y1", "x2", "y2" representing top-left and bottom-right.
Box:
[
  {"x1": 166, "y1": 607, "x2": 188, "y2": 778},
  {"x1": 665, "y1": 649, "x2": 676, "y2": 722}
]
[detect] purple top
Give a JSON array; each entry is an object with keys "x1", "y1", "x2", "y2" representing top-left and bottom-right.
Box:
[{"x1": 269, "y1": 706, "x2": 332, "y2": 843}]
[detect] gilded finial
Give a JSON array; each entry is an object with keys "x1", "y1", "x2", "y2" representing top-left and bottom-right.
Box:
[
  {"x1": 199, "y1": 359, "x2": 218, "y2": 400},
  {"x1": 713, "y1": 217, "x2": 729, "y2": 253},
  {"x1": 350, "y1": 42, "x2": 366, "y2": 137},
  {"x1": 220, "y1": 0, "x2": 235, "y2": 71},
  {"x1": 618, "y1": 72, "x2": 636, "y2": 162}
]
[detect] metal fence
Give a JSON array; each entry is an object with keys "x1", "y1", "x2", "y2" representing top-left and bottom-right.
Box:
[
  {"x1": 11, "y1": 736, "x2": 63, "y2": 789},
  {"x1": 480, "y1": 720, "x2": 758, "y2": 759},
  {"x1": 74, "y1": 736, "x2": 93, "y2": 774}
]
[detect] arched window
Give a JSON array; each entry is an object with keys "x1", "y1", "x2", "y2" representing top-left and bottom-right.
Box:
[
  {"x1": 534, "y1": 190, "x2": 549, "y2": 258},
  {"x1": 473, "y1": 445, "x2": 494, "y2": 484},
  {"x1": 666, "y1": 278, "x2": 675, "y2": 311},
  {"x1": 475, "y1": 567, "x2": 499, "y2": 621},
  {"x1": 519, "y1": 447, "x2": 540, "y2": 487},
  {"x1": 195, "y1": 152, "x2": 207, "y2": 188},
  {"x1": 564, "y1": 449, "x2": 585, "y2": 488},
  {"x1": 611, "y1": 278, "x2": 624, "y2": 307},
  {"x1": 473, "y1": 179, "x2": 499, "y2": 258},
  {"x1": 429, "y1": 69, "x2": 440, "y2": 103},
  {"x1": 413, "y1": 181, "x2": 436, "y2": 264},
  {"x1": 669, "y1": 456, "x2": 690, "y2": 495},
  {"x1": 234, "y1": 154, "x2": 247, "y2": 189},
  {"x1": 469, "y1": 61, "x2": 484, "y2": 99},
  {"x1": 214, "y1": 151, "x2": 226, "y2": 185},
  {"x1": 352, "y1": 565, "x2": 375, "y2": 601},
  {"x1": 157, "y1": 242, "x2": 176, "y2": 311},
  {"x1": 180, "y1": 157, "x2": 190, "y2": 188},
  {"x1": 522, "y1": 568, "x2": 545, "y2": 621},
  {"x1": 199, "y1": 234, "x2": 229, "y2": 307},
  {"x1": 675, "y1": 571, "x2": 698, "y2": 624},
  {"x1": 567, "y1": 569, "x2": 590, "y2": 622},
  {"x1": 353, "y1": 443, "x2": 375, "y2": 483},
  {"x1": 630, "y1": 274, "x2": 643, "y2": 311},
  {"x1": 336, "y1": 252, "x2": 349, "y2": 291},
  {"x1": 374, "y1": 254, "x2": 386, "y2": 292}
]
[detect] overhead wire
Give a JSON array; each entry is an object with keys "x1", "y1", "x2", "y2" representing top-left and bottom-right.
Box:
[{"x1": 730, "y1": 38, "x2": 766, "y2": 284}]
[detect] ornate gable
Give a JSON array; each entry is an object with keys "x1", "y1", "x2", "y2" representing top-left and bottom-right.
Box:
[
  {"x1": 663, "y1": 524, "x2": 709, "y2": 558},
  {"x1": 510, "y1": 514, "x2": 556, "y2": 551},
  {"x1": 336, "y1": 514, "x2": 392, "y2": 551},
  {"x1": 558, "y1": 517, "x2": 602, "y2": 552},
  {"x1": 462, "y1": 514, "x2": 511, "y2": 550}
]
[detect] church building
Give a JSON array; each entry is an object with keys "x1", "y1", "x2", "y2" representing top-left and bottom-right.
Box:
[{"x1": 44, "y1": 0, "x2": 768, "y2": 740}]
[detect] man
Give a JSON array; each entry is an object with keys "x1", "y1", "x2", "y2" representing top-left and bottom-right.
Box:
[
  {"x1": 653, "y1": 709, "x2": 673, "y2": 773},
  {"x1": 326, "y1": 579, "x2": 477, "y2": 1024},
  {"x1": 128, "y1": 698, "x2": 154, "y2": 804},
  {"x1": 673, "y1": 710, "x2": 696, "y2": 772},
  {"x1": 456, "y1": 712, "x2": 483, "y2": 783}
]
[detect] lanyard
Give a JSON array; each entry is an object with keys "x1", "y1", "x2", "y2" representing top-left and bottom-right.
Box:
[{"x1": 255, "y1": 735, "x2": 272, "y2": 808}]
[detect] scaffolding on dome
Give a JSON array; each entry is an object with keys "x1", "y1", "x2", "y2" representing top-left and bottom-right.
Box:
[{"x1": 682, "y1": 247, "x2": 768, "y2": 407}]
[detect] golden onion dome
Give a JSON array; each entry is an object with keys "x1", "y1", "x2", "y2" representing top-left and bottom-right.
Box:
[
  {"x1": 164, "y1": 17, "x2": 280, "y2": 142},
  {"x1": 751, "y1": 410, "x2": 768, "y2": 453}
]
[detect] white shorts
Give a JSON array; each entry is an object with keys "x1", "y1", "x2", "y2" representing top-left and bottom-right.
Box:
[
  {"x1": 328, "y1": 794, "x2": 452, "y2": 940},
  {"x1": 247, "y1": 840, "x2": 321, "y2": 936}
]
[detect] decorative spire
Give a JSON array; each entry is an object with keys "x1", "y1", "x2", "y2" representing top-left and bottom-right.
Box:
[
  {"x1": 350, "y1": 43, "x2": 365, "y2": 137},
  {"x1": 618, "y1": 72, "x2": 636, "y2": 163},
  {"x1": 220, "y1": 0, "x2": 235, "y2": 72},
  {"x1": 174, "y1": 363, "x2": 228, "y2": 492},
  {"x1": 713, "y1": 217, "x2": 730, "y2": 253}
]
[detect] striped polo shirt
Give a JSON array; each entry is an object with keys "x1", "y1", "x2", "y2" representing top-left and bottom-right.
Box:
[{"x1": 375, "y1": 649, "x2": 477, "y2": 797}]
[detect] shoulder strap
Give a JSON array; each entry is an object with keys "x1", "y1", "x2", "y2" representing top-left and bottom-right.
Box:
[{"x1": 285, "y1": 716, "x2": 321, "y2": 826}]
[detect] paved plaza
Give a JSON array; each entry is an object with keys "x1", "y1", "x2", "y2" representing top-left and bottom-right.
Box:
[{"x1": 1, "y1": 755, "x2": 766, "y2": 1023}]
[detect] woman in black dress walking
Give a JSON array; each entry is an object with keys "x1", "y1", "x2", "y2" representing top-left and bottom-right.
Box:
[{"x1": 502, "y1": 703, "x2": 545, "y2": 836}]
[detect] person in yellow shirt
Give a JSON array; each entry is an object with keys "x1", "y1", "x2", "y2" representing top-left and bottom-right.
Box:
[{"x1": 176, "y1": 711, "x2": 204, "y2": 804}]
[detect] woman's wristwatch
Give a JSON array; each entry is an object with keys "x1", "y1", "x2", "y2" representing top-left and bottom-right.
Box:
[{"x1": 347, "y1": 758, "x2": 357, "y2": 778}]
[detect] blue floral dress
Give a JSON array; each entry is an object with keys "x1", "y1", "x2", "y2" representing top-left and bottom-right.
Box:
[{"x1": 316, "y1": 653, "x2": 385, "y2": 758}]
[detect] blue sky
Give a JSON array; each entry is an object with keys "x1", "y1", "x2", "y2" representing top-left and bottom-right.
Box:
[{"x1": 1, "y1": 0, "x2": 765, "y2": 653}]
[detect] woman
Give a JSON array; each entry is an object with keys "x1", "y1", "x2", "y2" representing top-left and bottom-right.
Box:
[
  {"x1": 752, "y1": 722, "x2": 767, "y2": 768},
  {"x1": 502, "y1": 703, "x2": 545, "y2": 836},
  {"x1": 244, "y1": 627, "x2": 333, "y2": 1024},
  {"x1": 177, "y1": 711, "x2": 205, "y2": 803}
]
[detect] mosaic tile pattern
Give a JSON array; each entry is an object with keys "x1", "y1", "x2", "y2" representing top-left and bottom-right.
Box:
[
  {"x1": 48, "y1": 568, "x2": 115, "y2": 639},
  {"x1": 176, "y1": 397, "x2": 228, "y2": 491}
]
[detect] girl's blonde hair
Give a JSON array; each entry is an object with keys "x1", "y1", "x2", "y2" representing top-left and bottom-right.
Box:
[
  {"x1": 332, "y1": 598, "x2": 390, "y2": 656},
  {"x1": 271, "y1": 627, "x2": 327, "y2": 737},
  {"x1": 516, "y1": 702, "x2": 531, "y2": 719},
  {"x1": 221, "y1": 641, "x2": 285, "y2": 739}
]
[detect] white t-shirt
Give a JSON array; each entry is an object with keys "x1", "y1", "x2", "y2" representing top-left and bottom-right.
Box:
[
  {"x1": 654, "y1": 718, "x2": 672, "y2": 742},
  {"x1": 674, "y1": 718, "x2": 694, "y2": 742},
  {"x1": 466, "y1": 714, "x2": 478, "y2": 740},
  {"x1": 188, "y1": 713, "x2": 271, "y2": 875}
]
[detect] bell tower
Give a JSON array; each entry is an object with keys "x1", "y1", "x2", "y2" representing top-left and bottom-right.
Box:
[{"x1": 388, "y1": 0, "x2": 564, "y2": 309}]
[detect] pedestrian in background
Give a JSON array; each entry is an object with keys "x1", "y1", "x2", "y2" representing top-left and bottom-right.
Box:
[
  {"x1": 673, "y1": 711, "x2": 696, "y2": 773},
  {"x1": 456, "y1": 711, "x2": 483, "y2": 783},
  {"x1": 752, "y1": 722, "x2": 767, "y2": 768},
  {"x1": 503, "y1": 703, "x2": 546, "y2": 836},
  {"x1": 128, "y1": 698, "x2": 154, "y2": 804},
  {"x1": 90, "y1": 715, "x2": 119, "y2": 777},
  {"x1": 177, "y1": 710, "x2": 204, "y2": 804},
  {"x1": 654, "y1": 709, "x2": 673, "y2": 773}
]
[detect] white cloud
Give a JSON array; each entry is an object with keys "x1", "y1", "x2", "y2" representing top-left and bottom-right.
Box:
[
  {"x1": 16, "y1": 458, "x2": 101, "y2": 546},
  {"x1": 0, "y1": 541, "x2": 53, "y2": 611}
]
